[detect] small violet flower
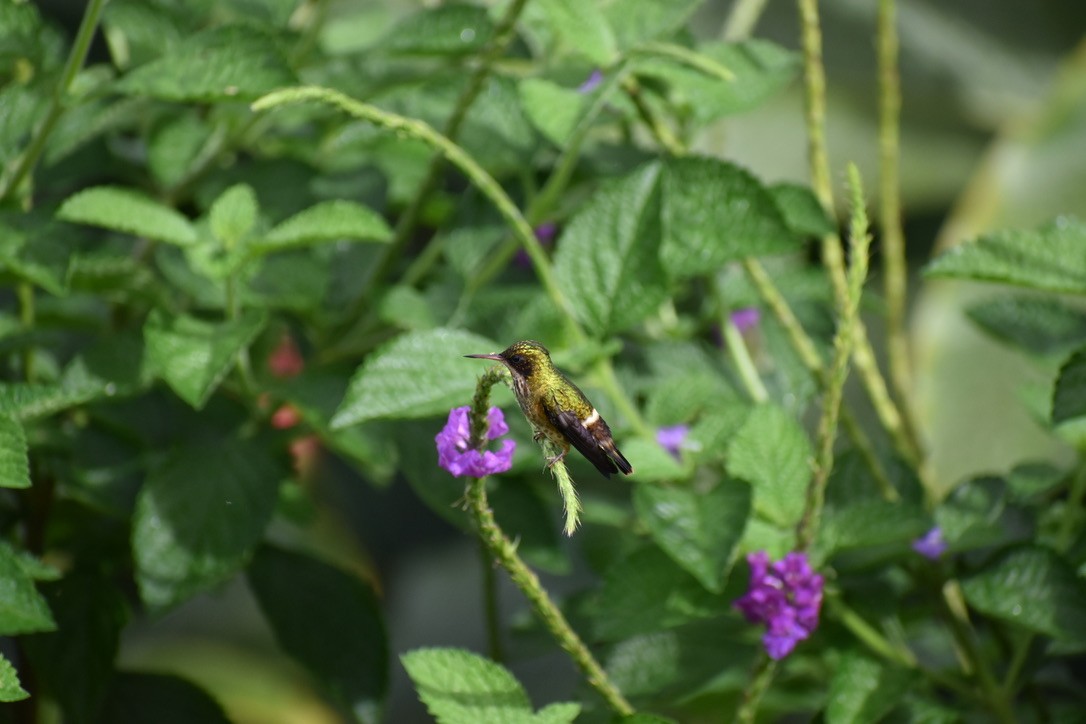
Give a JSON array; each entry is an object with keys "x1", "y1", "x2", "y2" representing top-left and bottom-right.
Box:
[
  {"x1": 514, "y1": 222, "x2": 558, "y2": 268},
  {"x1": 578, "y1": 69, "x2": 603, "y2": 93},
  {"x1": 435, "y1": 406, "x2": 515, "y2": 478},
  {"x1": 734, "y1": 551, "x2": 824, "y2": 660},
  {"x1": 730, "y1": 307, "x2": 761, "y2": 332},
  {"x1": 912, "y1": 527, "x2": 947, "y2": 560},
  {"x1": 656, "y1": 424, "x2": 689, "y2": 460}
]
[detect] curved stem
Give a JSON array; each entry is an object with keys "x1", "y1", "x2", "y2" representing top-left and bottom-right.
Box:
[
  {"x1": 736, "y1": 655, "x2": 776, "y2": 723},
  {"x1": 722, "y1": 0, "x2": 770, "y2": 41},
  {"x1": 0, "y1": 0, "x2": 107, "y2": 203}
]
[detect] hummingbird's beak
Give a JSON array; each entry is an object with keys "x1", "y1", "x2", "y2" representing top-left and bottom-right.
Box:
[{"x1": 464, "y1": 352, "x2": 504, "y2": 361}]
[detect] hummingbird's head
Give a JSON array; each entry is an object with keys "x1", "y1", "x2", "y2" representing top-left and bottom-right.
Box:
[{"x1": 465, "y1": 340, "x2": 551, "y2": 380}]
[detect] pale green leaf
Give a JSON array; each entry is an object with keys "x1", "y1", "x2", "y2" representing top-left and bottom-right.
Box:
[
  {"x1": 331, "y1": 328, "x2": 498, "y2": 428},
  {"x1": 0, "y1": 542, "x2": 55, "y2": 635},
  {"x1": 209, "y1": 183, "x2": 258, "y2": 248},
  {"x1": 633, "y1": 478, "x2": 750, "y2": 592},
  {"x1": 0, "y1": 381, "x2": 104, "y2": 421},
  {"x1": 258, "y1": 200, "x2": 392, "y2": 252},
  {"x1": 553, "y1": 163, "x2": 669, "y2": 336},
  {"x1": 826, "y1": 651, "x2": 913, "y2": 724},
  {"x1": 603, "y1": 0, "x2": 701, "y2": 49},
  {"x1": 144, "y1": 309, "x2": 267, "y2": 409},
  {"x1": 968, "y1": 297, "x2": 1086, "y2": 358},
  {"x1": 518, "y1": 78, "x2": 585, "y2": 146},
  {"x1": 771, "y1": 182, "x2": 835, "y2": 237},
  {"x1": 117, "y1": 25, "x2": 296, "y2": 102},
  {"x1": 961, "y1": 545, "x2": 1086, "y2": 643},
  {"x1": 621, "y1": 437, "x2": 687, "y2": 483},
  {"x1": 925, "y1": 217, "x2": 1086, "y2": 294},
  {"x1": 725, "y1": 404, "x2": 811, "y2": 527},
  {"x1": 401, "y1": 648, "x2": 539, "y2": 724},
  {"x1": 0, "y1": 415, "x2": 29, "y2": 489},
  {"x1": 381, "y1": 4, "x2": 493, "y2": 56},
  {"x1": 132, "y1": 439, "x2": 284, "y2": 610},
  {"x1": 536, "y1": 0, "x2": 616, "y2": 64},
  {"x1": 148, "y1": 112, "x2": 211, "y2": 188},
  {"x1": 0, "y1": 653, "x2": 27, "y2": 702},
  {"x1": 57, "y1": 186, "x2": 197, "y2": 246}
]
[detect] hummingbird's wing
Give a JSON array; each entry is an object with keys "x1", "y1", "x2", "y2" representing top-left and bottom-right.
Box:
[{"x1": 545, "y1": 406, "x2": 633, "y2": 479}]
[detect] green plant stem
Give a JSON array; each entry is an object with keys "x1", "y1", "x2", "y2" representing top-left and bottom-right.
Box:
[
  {"x1": 0, "y1": 0, "x2": 107, "y2": 204},
  {"x1": 365, "y1": 0, "x2": 530, "y2": 296},
  {"x1": 796, "y1": 165, "x2": 870, "y2": 551},
  {"x1": 736, "y1": 655, "x2": 776, "y2": 723},
  {"x1": 795, "y1": 0, "x2": 925, "y2": 480},
  {"x1": 623, "y1": 77, "x2": 685, "y2": 156},
  {"x1": 721, "y1": 316, "x2": 768, "y2": 404},
  {"x1": 828, "y1": 595, "x2": 916, "y2": 667},
  {"x1": 479, "y1": 538, "x2": 505, "y2": 663},
  {"x1": 723, "y1": 0, "x2": 770, "y2": 41},
  {"x1": 876, "y1": 0, "x2": 914, "y2": 415}
]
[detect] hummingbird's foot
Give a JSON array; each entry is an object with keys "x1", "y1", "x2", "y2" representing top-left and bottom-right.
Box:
[{"x1": 544, "y1": 449, "x2": 567, "y2": 468}]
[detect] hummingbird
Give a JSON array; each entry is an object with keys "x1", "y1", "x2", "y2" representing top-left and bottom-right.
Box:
[{"x1": 466, "y1": 340, "x2": 633, "y2": 479}]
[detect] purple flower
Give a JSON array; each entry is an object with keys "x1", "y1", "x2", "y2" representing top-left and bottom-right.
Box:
[
  {"x1": 578, "y1": 69, "x2": 603, "y2": 93},
  {"x1": 912, "y1": 527, "x2": 947, "y2": 560},
  {"x1": 435, "y1": 406, "x2": 515, "y2": 478},
  {"x1": 730, "y1": 307, "x2": 761, "y2": 332},
  {"x1": 656, "y1": 424, "x2": 689, "y2": 459},
  {"x1": 514, "y1": 222, "x2": 558, "y2": 268},
  {"x1": 734, "y1": 551, "x2": 824, "y2": 660}
]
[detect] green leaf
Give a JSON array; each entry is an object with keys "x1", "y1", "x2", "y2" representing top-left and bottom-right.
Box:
[
  {"x1": 258, "y1": 200, "x2": 392, "y2": 252},
  {"x1": 57, "y1": 186, "x2": 197, "y2": 246},
  {"x1": 925, "y1": 218, "x2": 1086, "y2": 294},
  {"x1": 935, "y1": 477, "x2": 1028, "y2": 552},
  {"x1": 592, "y1": 546, "x2": 729, "y2": 640},
  {"x1": 402, "y1": 648, "x2": 580, "y2": 724},
  {"x1": 817, "y1": 500, "x2": 929, "y2": 560},
  {"x1": 132, "y1": 439, "x2": 284, "y2": 610},
  {"x1": 0, "y1": 414, "x2": 29, "y2": 489},
  {"x1": 331, "y1": 328, "x2": 499, "y2": 428},
  {"x1": 0, "y1": 542, "x2": 55, "y2": 635},
  {"x1": 518, "y1": 78, "x2": 585, "y2": 146},
  {"x1": 726, "y1": 404, "x2": 811, "y2": 527},
  {"x1": 148, "y1": 112, "x2": 211, "y2": 189},
  {"x1": 826, "y1": 651, "x2": 913, "y2": 724},
  {"x1": 536, "y1": 0, "x2": 616, "y2": 64},
  {"x1": 209, "y1": 183, "x2": 258, "y2": 248},
  {"x1": 144, "y1": 309, "x2": 267, "y2": 409},
  {"x1": 381, "y1": 4, "x2": 494, "y2": 56},
  {"x1": 0, "y1": 653, "x2": 28, "y2": 702},
  {"x1": 1052, "y1": 348, "x2": 1086, "y2": 435},
  {"x1": 621, "y1": 437, "x2": 687, "y2": 483},
  {"x1": 0, "y1": 221, "x2": 71, "y2": 295},
  {"x1": 633, "y1": 40, "x2": 799, "y2": 126},
  {"x1": 553, "y1": 163, "x2": 669, "y2": 336},
  {"x1": 603, "y1": 0, "x2": 701, "y2": 49},
  {"x1": 633, "y1": 479, "x2": 750, "y2": 592},
  {"x1": 0, "y1": 381, "x2": 103, "y2": 421},
  {"x1": 770, "y1": 182, "x2": 835, "y2": 237},
  {"x1": 248, "y1": 546, "x2": 388, "y2": 722},
  {"x1": 660, "y1": 157, "x2": 797, "y2": 277},
  {"x1": 98, "y1": 673, "x2": 231, "y2": 724},
  {"x1": 23, "y1": 571, "x2": 128, "y2": 724},
  {"x1": 969, "y1": 296, "x2": 1086, "y2": 358},
  {"x1": 961, "y1": 545, "x2": 1086, "y2": 643},
  {"x1": 117, "y1": 25, "x2": 296, "y2": 102}
]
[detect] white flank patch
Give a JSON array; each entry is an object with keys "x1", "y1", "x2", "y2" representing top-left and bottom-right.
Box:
[{"x1": 581, "y1": 408, "x2": 600, "y2": 428}]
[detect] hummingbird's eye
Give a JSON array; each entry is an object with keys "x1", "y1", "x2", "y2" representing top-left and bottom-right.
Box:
[{"x1": 508, "y1": 354, "x2": 524, "y2": 365}]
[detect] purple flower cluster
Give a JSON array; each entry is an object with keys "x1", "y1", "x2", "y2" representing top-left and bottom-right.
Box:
[
  {"x1": 730, "y1": 307, "x2": 761, "y2": 332},
  {"x1": 435, "y1": 406, "x2": 515, "y2": 478},
  {"x1": 912, "y1": 527, "x2": 947, "y2": 560},
  {"x1": 734, "y1": 551, "x2": 824, "y2": 660},
  {"x1": 656, "y1": 424, "x2": 689, "y2": 460}
]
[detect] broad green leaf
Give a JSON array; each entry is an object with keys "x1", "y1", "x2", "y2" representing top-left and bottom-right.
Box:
[
  {"x1": 592, "y1": 546, "x2": 729, "y2": 640},
  {"x1": 22, "y1": 571, "x2": 128, "y2": 724},
  {"x1": 603, "y1": 0, "x2": 701, "y2": 49},
  {"x1": 726, "y1": 404, "x2": 811, "y2": 527},
  {"x1": 0, "y1": 543, "x2": 55, "y2": 635},
  {"x1": 248, "y1": 546, "x2": 388, "y2": 723},
  {"x1": 961, "y1": 545, "x2": 1086, "y2": 643},
  {"x1": 935, "y1": 477, "x2": 1029, "y2": 552},
  {"x1": 381, "y1": 4, "x2": 494, "y2": 56},
  {"x1": 633, "y1": 479, "x2": 750, "y2": 592},
  {"x1": 0, "y1": 414, "x2": 29, "y2": 489},
  {"x1": 536, "y1": 0, "x2": 616, "y2": 64},
  {"x1": 770, "y1": 182, "x2": 835, "y2": 237},
  {"x1": 826, "y1": 651, "x2": 913, "y2": 724},
  {"x1": 621, "y1": 437, "x2": 687, "y2": 483},
  {"x1": 132, "y1": 439, "x2": 284, "y2": 610},
  {"x1": 98, "y1": 673, "x2": 231, "y2": 724},
  {"x1": 258, "y1": 200, "x2": 392, "y2": 252},
  {"x1": 101, "y1": 0, "x2": 188, "y2": 69},
  {"x1": 1052, "y1": 349, "x2": 1086, "y2": 440},
  {"x1": 144, "y1": 309, "x2": 267, "y2": 409},
  {"x1": 816, "y1": 500, "x2": 929, "y2": 560},
  {"x1": 0, "y1": 381, "x2": 103, "y2": 421},
  {"x1": 660, "y1": 157, "x2": 797, "y2": 277},
  {"x1": 0, "y1": 653, "x2": 27, "y2": 702},
  {"x1": 925, "y1": 217, "x2": 1086, "y2": 294},
  {"x1": 57, "y1": 186, "x2": 197, "y2": 246},
  {"x1": 968, "y1": 297, "x2": 1086, "y2": 358},
  {"x1": 534, "y1": 703, "x2": 582, "y2": 724},
  {"x1": 331, "y1": 328, "x2": 498, "y2": 428},
  {"x1": 633, "y1": 40, "x2": 800, "y2": 126},
  {"x1": 0, "y1": 222, "x2": 69, "y2": 296},
  {"x1": 553, "y1": 163, "x2": 669, "y2": 336},
  {"x1": 518, "y1": 78, "x2": 585, "y2": 146},
  {"x1": 209, "y1": 183, "x2": 258, "y2": 248},
  {"x1": 117, "y1": 25, "x2": 296, "y2": 102},
  {"x1": 378, "y1": 285, "x2": 438, "y2": 331},
  {"x1": 148, "y1": 112, "x2": 210, "y2": 189}
]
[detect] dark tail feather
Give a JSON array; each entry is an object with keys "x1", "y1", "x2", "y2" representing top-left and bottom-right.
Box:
[{"x1": 605, "y1": 443, "x2": 633, "y2": 476}]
